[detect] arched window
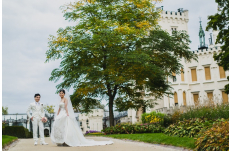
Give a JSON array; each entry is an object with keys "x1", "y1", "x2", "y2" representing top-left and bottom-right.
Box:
[
  {"x1": 181, "y1": 68, "x2": 185, "y2": 81},
  {"x1": 174, "y1": 92, "x2": 178, "y2": 106}
]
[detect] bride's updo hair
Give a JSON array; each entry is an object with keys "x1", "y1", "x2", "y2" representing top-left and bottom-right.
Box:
[{"x1": 59, "y1": 89, "x2": 65, "y2": 94}]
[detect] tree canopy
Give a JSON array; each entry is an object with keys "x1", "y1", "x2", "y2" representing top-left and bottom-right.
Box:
[
  {"x1": 206, "y1": 0, "x2": 229, "y2": 94},
  {"x1": 45, "y1": 0, "x2": 196, "y2": 126}
]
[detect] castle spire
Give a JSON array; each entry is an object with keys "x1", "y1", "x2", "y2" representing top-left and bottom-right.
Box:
[{"x1": 198, "y1": 18, "x2": 208, "y2": 50}]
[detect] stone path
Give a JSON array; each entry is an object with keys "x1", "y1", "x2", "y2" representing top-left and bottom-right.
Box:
[{"x1": 7, "y1": 136, "x2": 191, "y2": 151}]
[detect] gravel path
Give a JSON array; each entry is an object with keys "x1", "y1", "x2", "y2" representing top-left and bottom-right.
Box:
[{"x1": 7, "y1": 136, "x2": 192, "y2": 151}]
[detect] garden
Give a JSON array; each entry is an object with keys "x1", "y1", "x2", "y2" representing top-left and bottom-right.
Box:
[{"x1": 85, "y1": 103, "x2": 229, "y2": 150}]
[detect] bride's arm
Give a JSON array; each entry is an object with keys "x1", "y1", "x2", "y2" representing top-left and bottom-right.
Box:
[{"x1": 64, "y1": 98, "x2": 69, "y2": 116}]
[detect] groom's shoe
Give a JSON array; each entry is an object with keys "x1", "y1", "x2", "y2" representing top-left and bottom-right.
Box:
[
  {"x1": 40, "y1": 142, "x2": 48, "y2": 145},
  {"x1": 34, "y1": 141, "x2": 38, "y2": 146}
]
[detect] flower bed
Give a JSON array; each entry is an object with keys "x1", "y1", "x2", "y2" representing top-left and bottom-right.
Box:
[{"x1": 85, "y1": 130, "x2": 102, "y2": 135}]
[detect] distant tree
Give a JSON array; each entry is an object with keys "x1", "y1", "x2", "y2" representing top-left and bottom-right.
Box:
[
  {"x1": 206, "y1": 0, "x2": 229, "y2": 94},
  {"x1": 44, "y1": 105, "x2": 55, "y2": 114},
  {"x1": 45, "y1": 0, "x2": 197, "y2": 126},
  {"x1": 2, "y1": 106, "x2": 8, "y2": 115}
]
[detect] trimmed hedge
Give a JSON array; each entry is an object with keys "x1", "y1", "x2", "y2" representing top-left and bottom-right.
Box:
[
  {"x1": 3, "y1": 126, "x2": 33, "y2": 138},
  {"x1": 102, "y1": 123, "x2": 164, "y2": 135}
]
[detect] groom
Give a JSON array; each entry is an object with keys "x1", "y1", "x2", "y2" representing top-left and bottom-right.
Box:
[{"x1": 27, "y1": 93, "x2": 48, "y2": 146}]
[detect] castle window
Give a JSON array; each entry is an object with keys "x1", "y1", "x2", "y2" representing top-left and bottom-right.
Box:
[
  {"x1": 219, "y1": 66, "x2": 226, "y2": 79},
  {"x1": 174, "y1": 92, "x2": 178, "y2": 106},
  {"x1": 207, "y1": 92, "x2": 213, "y2": 104},
  {"x1": 191, "y1": 68, "x2": 197, "y2": 82},
  {"x1": 172, "y1": 72, "x2": 176, "y2": 82},
  {"x1": 193, "y1": 93, "x2": 199, "y2": 106},
  {"x1": 222, "y1": 91, "x2": 228, "y2": 104},
  {"x1": 204, "y1": 66, "x2": 211, "y2": 80},
  {"x1": 181, "y1": 68, "x2": 184, "y2": 81}
]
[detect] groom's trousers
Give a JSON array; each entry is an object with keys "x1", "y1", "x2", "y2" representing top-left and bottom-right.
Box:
[{"x1": 32, "y1": 117, "x2": 44, "y2": 142}]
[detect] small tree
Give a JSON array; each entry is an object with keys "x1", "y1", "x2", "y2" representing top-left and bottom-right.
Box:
[
  {"x1": 44, "y1": 105, "x2": 55, "y2": 114},
  {"x1": 2, "y1": 106, "x2": 8, "y2": 115}
]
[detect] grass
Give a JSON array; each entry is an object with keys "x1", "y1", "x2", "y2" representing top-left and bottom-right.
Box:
[
  {"x1": 86, "y1": 133, "x2": 195, "y2": 149},
  {"x1": 2, "y1": 135, "x2": 18, "y2": 148}
]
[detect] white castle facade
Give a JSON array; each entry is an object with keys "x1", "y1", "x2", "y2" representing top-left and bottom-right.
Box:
[{"x1": 145, "y1": 8, "x2": 229, "y2": 115}]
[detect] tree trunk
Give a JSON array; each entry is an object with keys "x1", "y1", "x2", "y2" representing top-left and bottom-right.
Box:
[{"x1": 109, "y1": 97, "x2": 114, "y2": 127}]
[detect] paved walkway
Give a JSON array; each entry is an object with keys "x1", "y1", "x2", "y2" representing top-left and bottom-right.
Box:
[{"x1": 8, "y1": 136, "x2": 190, "y2": 151}]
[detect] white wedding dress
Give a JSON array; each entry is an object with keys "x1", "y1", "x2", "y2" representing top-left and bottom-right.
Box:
[{"x1": 50, "y1": 100, "x2": 113, "y2": 147}]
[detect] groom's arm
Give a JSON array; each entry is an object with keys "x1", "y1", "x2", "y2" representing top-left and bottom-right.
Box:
[{"x1": 27, "y1": 104, "x2": 32, "y2": 119}]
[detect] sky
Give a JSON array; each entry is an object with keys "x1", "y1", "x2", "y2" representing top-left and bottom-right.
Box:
[{"x1": 2, "y1": 0, "x2": 218, "y2": 113}]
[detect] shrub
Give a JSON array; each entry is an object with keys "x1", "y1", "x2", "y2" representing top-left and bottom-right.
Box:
[
  {"x1": 102, "y1": 123, "x2": 164, "y2": 135},
  {"x1": 194, "y1": 119, "x2": 229, "y2": 151},
  {"x1": 164, "y1": 118, "x2": 216, "y2": 138},
  {"x1": 4, "y1": 126, "x2": 33, "y2": 138},
  {"x1": 141, "y1": 111, "x2": 165, "y2": 125}
]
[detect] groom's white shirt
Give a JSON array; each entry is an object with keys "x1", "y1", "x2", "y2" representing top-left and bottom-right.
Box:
[{"x1": 27, "y1": 102, "x2": 45, "y2": 119}]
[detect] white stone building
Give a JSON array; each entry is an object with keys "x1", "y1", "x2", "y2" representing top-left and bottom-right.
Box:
[
  {"x1": 133, "y1": 7, "x2": 229, "y2": 121},
  {"x1": 78, "y1": 109, "x2": 104, "y2": 133}
]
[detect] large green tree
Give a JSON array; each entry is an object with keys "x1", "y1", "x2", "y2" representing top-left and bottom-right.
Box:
[
  {"x1": 206, "y1": 0, "x2": 229, "y2": 94},
  {"x1": 46, "y1": 0, "x2": 196, "y2": 126}
]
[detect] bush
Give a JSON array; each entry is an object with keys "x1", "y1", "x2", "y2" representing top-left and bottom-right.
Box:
[
  {"x1": 195, "y1": 119, "x2": 229, "y2": 151},
  {"x1": 102, "y1": 123, "x2": 164, "y2": 135},
  {"x1": 164, "y1": 118, "x2": 216, "y2": 138},
  {"x1": 4, "y1": 126, "x2": 33, "y2": 138},
  {"x1": 141, "y1": 111, "x2": 165, "y2": 125}
]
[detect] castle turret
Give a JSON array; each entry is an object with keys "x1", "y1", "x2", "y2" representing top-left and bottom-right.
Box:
[{"x1": 198, "y1": 19, "x2": 208, "y2": 50}]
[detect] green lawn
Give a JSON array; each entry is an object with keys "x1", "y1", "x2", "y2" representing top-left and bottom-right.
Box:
[
  {"x1": 87, "y1": 133, "x2": 195, "y2": 149},
  {"x1": 2, "y1": 135, "x2": 18, "y2": 148}
]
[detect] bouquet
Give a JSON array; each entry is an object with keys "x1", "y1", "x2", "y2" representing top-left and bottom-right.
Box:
[{"x1": 41, "y1": 117, "x2": 47, "y2": 123}]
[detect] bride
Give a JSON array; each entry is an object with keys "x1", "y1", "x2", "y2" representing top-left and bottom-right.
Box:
[{"x1": 50, "y1": 89, "x2": 113, "y2": 147}]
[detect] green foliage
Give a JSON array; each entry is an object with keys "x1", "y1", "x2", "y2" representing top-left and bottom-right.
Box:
[
  {"x1": 3, "y1": 126, "x2": 33, "y2": 138},
  {"x1": 178, "y1": 103, "x2": 229, "y2": 121},
  {"x1": 45, "y1": 0, "x2": 196, "y2": 126},
  {"x1": 141, "y1": 111, "x2": 165, "y2": 124},
  {"x1": 2, "y1": 135, "x2": 18, "y2": 148},
  {"x1": 102, "y1": 123, "x2": 164, "y2": 134},
  {"x1": 206, "y1": 0, "x2": 229, "y2": 94},
  {"x1": 164, "y1": 118, "x2": 218, "y2": 138},
  {"x1": 2, "y1": 106, "x2": 8, "y2": 115},
  {"x1": 44, "y1": 105, "x2": 55, "y2": 114},
  {"x1": 195, "y1": 119, "x2": 229, "y2": 151}
]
